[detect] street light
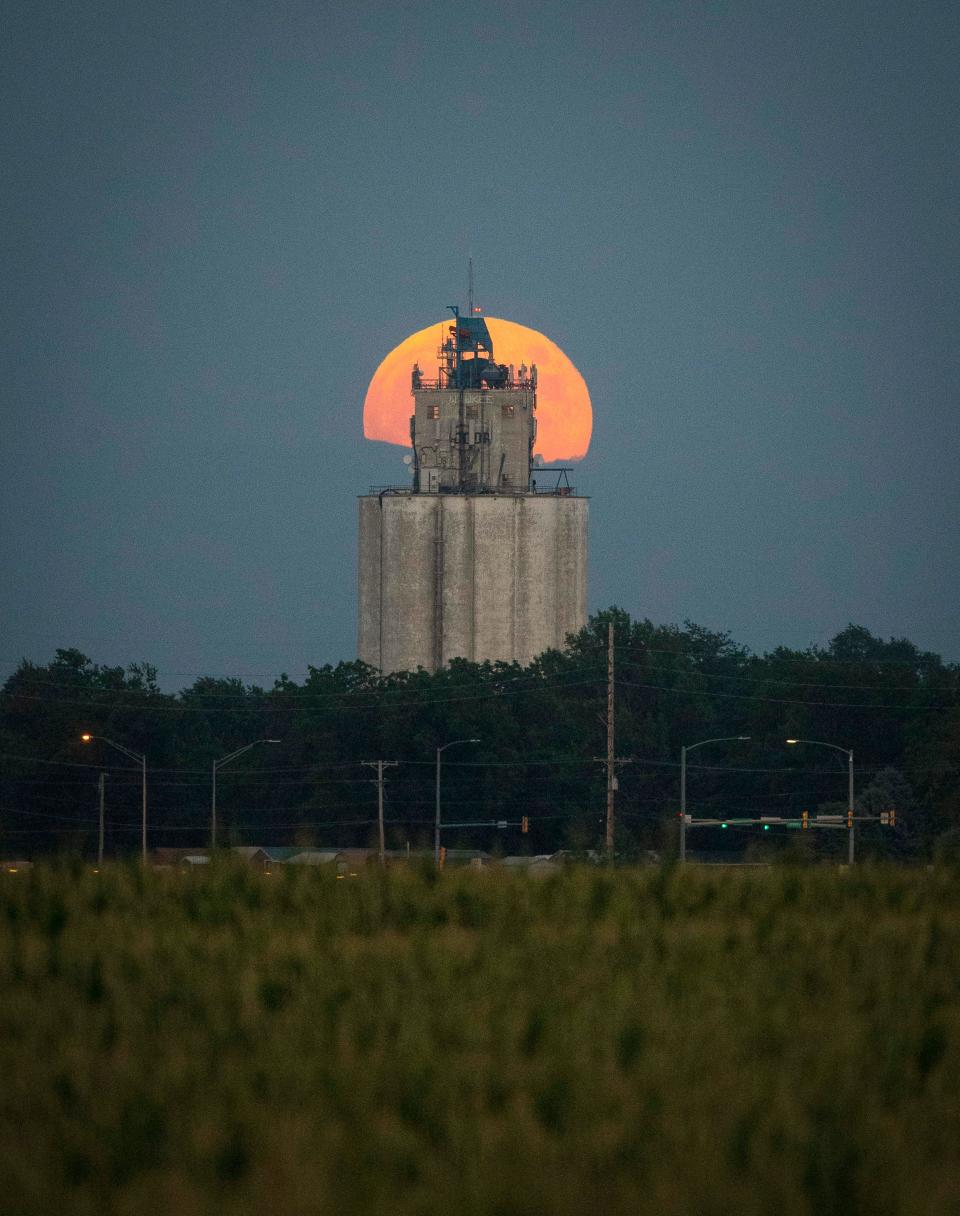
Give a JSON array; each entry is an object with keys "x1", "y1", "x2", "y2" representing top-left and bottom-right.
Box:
[
  {"x1": 212, "y1": 740, "x2": 281, "y2": 849},
  {"x1": 680, "y1": 736, "x2": 751, "y2": 862},
  {"x1": 435, "y1": 738, "x2": 481, "y2": 867},
  {"x1": 786, "y1": 738, "x2": 855, "y2": 864},
  {"x1": 80, "y1": 734, "x2": 147, "y2": 863}
]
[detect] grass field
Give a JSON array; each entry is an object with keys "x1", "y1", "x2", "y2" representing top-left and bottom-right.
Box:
[{"x1": 1, "y1": 861, "x2": 958, "y2": 1215}]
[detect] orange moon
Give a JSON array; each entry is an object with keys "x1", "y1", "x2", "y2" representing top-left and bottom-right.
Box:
[{"x1": 363, "y1": 317, "x2": 592, "y2": 462}]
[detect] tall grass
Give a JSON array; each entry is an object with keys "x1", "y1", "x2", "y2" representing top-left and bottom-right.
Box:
[{"x1": 1, "y1": 862, "x2": 958, "y2": 1215}]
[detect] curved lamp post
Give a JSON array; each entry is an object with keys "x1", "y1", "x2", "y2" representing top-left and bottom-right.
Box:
[
  {"x1": 786, "y1": 738, "x2": 855, "y2": 864},
  {"x1": 680, "y1": 736, "x2": 751, "y2": 862},
  {"x1": 81, "y1": 734, "x2": 147, "y2": 863},
  {"x1": 435, "y1": 738, "x2": 480, "y2": 867},
  {"x1": 212, "y1": 740, "x2": 281, "y2": 849}
]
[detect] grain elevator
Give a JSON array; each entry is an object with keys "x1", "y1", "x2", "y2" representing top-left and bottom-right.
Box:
[{"x1": 358, "y1": 306, "x2": 587, "y2": 672}]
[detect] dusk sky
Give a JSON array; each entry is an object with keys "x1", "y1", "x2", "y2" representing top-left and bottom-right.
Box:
[{"x1": 3, "y1": 0, "x2": 958, "y2": 687}]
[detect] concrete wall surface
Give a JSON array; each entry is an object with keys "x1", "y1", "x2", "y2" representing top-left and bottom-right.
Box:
[
  {"x1": 413, "y1": 387, "x2": 535, "y2": 493},
  {"x1": 357, "y1": 493, "x2": 587, "y2": 672}
]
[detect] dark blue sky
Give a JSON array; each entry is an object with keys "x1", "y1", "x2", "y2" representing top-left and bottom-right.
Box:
[{"x1": 3, "y1": 0, "x2": 958, "y2": 686}]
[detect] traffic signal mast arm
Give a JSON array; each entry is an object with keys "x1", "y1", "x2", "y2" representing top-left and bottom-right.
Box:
[
  {"x1": 443, "y1": 818, "x2": 529, "y2": 830},
  {"x1": 682, "y1": 813, "x2": 898, "y2": 829}
]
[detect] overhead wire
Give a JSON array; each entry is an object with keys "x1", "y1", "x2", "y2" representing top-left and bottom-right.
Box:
[
  {"x1": 616, "y1": 676, "x2": 959, "y2": 710},
  {"x1": 4, "y1": 662, "x2": 957, "y2": 719},
  {"x1": 1, "y1": 747, "x2": 957, "y2": 777},
  {"x1": 612, "y1": 643, "x2": 953, "y2": 669},
  {"x1": 0, "y1": 674, "x2": 607, "y2": 714},
  {"x1": 0, "y1": 661, "x2": 604, "y2": 700},
  {"x1": 614, "y1": 655, "x2": 958, "y2": 694}
]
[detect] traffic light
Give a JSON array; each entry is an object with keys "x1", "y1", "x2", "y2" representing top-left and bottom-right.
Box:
[
  {"x1": 439, "y1": 846, "x2": 447, "y2": 869},
  {"x1": 521, "y1": 815, "x2": 529, "y2": 834},
  {"x1": 720, "y1": 822, "x2": 728, "y2": 829},
  {"x1": 847, "y1": 809, "x2": 854, "y2": 828},
  {"x1": 801, "y1": 811, "x2": 809, "y2": 831},
  {"x1": 880, "y1": 810, "x2": 897, "y2": 827}
]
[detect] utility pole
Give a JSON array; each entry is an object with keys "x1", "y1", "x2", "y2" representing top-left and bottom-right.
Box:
[
  {"x1": 363, "y1": 760, "x2": 398, "y2": 866},
  {"x1": 97, "y1": 771, "x2": 107, "y2": 866},
  {"x1": 594, "y1": 622, "x2": 632, "y2": 862},
  {"x1": 139, "y1": 754, "x2": 147, "y2": 864},
  {"x1": 680, "y1": 746, "x2": 687, "y2": 863},
  {"x1": 606, "y1": 620, "x2": 615, "y2": 859}
]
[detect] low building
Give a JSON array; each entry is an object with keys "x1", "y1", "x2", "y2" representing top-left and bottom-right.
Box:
[{"x1": 287, "y1": 850, "x2": 344, "y2": 866}]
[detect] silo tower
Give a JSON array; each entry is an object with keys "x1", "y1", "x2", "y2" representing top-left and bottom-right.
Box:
[{"x1": 358, "y1": 305, "x2": 588, "y2": 672}]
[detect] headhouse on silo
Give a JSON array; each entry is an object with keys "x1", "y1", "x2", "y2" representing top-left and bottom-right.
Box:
[{"x1": 358, "y1": 306, "x2": 588, "y2": 672}]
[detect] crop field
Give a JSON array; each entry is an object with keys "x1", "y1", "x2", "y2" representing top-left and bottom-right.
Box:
[{"x1": 1, "y1": 863, "x2": 959, "y2": 1216}]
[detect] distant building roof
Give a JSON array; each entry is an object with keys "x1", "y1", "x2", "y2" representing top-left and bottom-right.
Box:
[
  {"x1": 252, "y1": 846, "x2": 307, "y2": 861},
  {"x1": 153, "y1": 847, "x2": 210, "y2": 865}
]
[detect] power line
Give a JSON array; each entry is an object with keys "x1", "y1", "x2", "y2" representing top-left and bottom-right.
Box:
[
  {"x1": 614, "y1": 656, "x2": 957, "y2": 694},
  {"x1": 15, "y1": 654, "x2": 958, "y2": 698},
  {"x1": 0, "y1": 674, "x2": 606, "y2": 714},
  {"x1": 2, "y1": 747, "x2": 957, "y2": 777},
  {"x1": 613, "y1": 643, "x2": 952, "y2": 669},
  {"x1": 6, "y1": 670, "x2": 956, "y2": 716},
  {"x1": 616, "y1": 677, "x2": 959, "y2": 710},
  {"x1": 1, "y1": 662, "x2": 603, "y2": 699},
  {"x1": 0, "y1": 751, "x2": 372, "y2": 773}
]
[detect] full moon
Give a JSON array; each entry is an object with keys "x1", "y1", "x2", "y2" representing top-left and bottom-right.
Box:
[{"x1": 363, "y1": 317, "x2": 592, "y2": 463}]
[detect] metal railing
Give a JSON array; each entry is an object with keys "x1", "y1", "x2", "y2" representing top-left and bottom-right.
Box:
[
  {"x1": 412, "y1": 378, "x2": 536, "y2": 393},
  {"x1": 366, "y1": 483, "x2": 578, "y2": 497}
]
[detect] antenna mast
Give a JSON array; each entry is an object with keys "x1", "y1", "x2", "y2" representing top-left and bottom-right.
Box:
[{"x1": 468, "y1": 256, "x2": 474, "y2": 314}]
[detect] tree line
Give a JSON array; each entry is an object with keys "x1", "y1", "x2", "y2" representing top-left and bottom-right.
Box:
[{"x1": 1, "y1": 610, "x2": 958, "y2": 861}]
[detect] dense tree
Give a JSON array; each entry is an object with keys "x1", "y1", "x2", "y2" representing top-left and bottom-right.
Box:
[{"x1": 1, "y1": 616, "x2": 957, "y2": 861}]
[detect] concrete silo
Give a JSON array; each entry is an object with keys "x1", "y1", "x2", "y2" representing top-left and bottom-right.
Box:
[{"x1": 358, "y1": 307, "x2": 587, "y2": 672}]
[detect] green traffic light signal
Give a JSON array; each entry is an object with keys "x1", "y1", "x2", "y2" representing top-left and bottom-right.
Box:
[
  {"x1": 721, "y1": 822, "x2": 728, "y2": 829},
  {"x1": 763, "y1": 824, "x2": 770, "y2": 831}
]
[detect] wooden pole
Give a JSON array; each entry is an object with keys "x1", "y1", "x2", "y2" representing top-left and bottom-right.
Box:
[{"x1": 606, "y1": 620, "x2": 615, "y2": 860}]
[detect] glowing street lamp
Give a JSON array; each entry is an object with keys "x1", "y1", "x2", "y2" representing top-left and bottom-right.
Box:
[
  {"x1": 212, "y1": 740, "x2": 281, "y2": 849},
  {"x1": 435, "y1": 738, "x2": 481, "y2": 867},
  {"x1": 80, "y1": 734, "x2": 147, "y2": 863},
  {"x1": 786, "y1": 739, "x2": 855, "y2": 864},
  {"x1": 680, "y1": 736, "x2": 751, "y2": 862}
]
